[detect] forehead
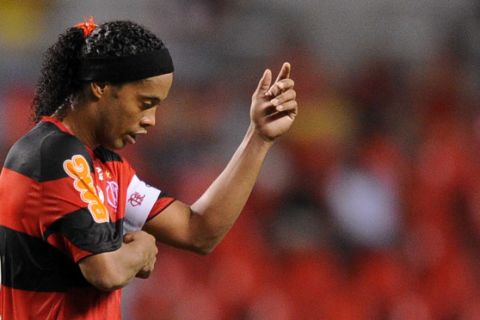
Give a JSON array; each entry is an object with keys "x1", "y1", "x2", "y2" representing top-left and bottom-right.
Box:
[{"x1": 120, "y1": 73, "x2": 173, "y2": 100}]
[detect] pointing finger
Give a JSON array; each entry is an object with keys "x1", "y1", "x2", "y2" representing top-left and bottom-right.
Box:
[
  {"x1": 266, "y1": 63, "x2": 291, "y2": 97},
  {"x1": 275, "y1": 62, "x2": 291, "y2": 83}
]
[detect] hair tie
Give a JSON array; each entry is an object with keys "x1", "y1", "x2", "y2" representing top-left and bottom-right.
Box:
[{"x1": 74, "y1": 16, "x2": 97, "y2": 38}]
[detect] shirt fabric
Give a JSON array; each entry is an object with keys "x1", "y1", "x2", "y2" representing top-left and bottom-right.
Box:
[{"x1": 0, "y1": 117, "x2": 174, "y2": 319}]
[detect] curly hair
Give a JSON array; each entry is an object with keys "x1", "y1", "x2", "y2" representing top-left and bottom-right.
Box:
[{"x1": 32, "y1": 21, "x2": 166, "y2": 122}]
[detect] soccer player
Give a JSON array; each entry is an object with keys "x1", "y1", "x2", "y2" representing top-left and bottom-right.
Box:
[{"x1": 0, "y1": 18, "x2": 297, "y2": 319}]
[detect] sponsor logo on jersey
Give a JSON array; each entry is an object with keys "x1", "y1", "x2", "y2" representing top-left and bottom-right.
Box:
[{"x1": 63, "y1": 155, "x2": 110, "y2": 223}]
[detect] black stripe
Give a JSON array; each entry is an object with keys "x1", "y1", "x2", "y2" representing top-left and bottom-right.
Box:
[
  {"x1": 45, "y1": 208, "x2": 123, "y2": 254},
  {"x1": 4, "y1": 122, "x2": 93, "y2": 182},
  {"x1": 94, "y1": 146, "x2": 123, "y2": 163},
  {"x1": 158, "y1": 190, "x2": 169, "y2": 199},
  {"x1": 0, "y1": 226, "x2": 89, "y2": 291}
]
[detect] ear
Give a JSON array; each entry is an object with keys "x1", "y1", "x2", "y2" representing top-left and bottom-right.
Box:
[{"x1": 90, "y1": 82, "x2": 107, "y2": 99}]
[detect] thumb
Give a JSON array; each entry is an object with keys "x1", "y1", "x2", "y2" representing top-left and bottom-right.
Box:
[{"x1": 255, "y1": 69, "x2": 272, "y2": 95}]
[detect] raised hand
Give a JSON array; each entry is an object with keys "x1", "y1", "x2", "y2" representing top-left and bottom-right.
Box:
[{"x1": 250, "y1": 62, "x2": 298, "y2": 142}]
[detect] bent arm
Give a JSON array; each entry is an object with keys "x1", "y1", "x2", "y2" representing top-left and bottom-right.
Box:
[
  {"x1": 143, "y1": 63, "x2": 297, "y2": 254},
  {"x1": 78, "y1": 231, "x2": 157, "y2": 291},
  {"x1": 144, "y1": 126, "x2": 272, "y2": 254}
]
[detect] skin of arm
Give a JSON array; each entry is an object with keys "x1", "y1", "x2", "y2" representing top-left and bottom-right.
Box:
[
  {"x1": 143, "y1": 62, "x2": 298, "y2": 254},
  {"x1": 78, "y1": 230, "x2": 157, "y2": 291}
]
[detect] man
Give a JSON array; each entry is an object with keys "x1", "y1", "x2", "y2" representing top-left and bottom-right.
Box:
[{"x1": 0, "y1": 18, "x2": 297, "y2": 319}]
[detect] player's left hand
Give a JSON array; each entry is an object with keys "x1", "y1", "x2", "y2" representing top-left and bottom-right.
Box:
[
  {"x1": 250, "y1": 62, "x2": 298, "y2": 142},
  {"x1": 123, "y1": 231, "x2": 157, "y2": 279}
]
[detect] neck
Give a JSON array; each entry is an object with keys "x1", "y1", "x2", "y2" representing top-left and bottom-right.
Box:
[{"x1": 61, "y1": 104, "x2": 98, "y2": 149}]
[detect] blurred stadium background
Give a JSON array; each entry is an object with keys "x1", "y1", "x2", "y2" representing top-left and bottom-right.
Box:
[{"x1": 2, "y1": 1, "x2": 480, "y2": 319}]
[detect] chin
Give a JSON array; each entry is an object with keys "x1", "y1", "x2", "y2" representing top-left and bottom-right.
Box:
[
  {"x1": 112, "y1": 142, "x2": 127, "y2": 150},
  {"x1": 102, "y1": 140, "x2": 125, "y2": 150}
]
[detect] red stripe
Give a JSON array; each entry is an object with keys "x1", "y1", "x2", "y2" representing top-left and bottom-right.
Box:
[
  {"x1": 45, "y1": 231, "x2": 94, "y2": 263},
  {"x1": 0, "y1": 166, "x2": 123, "y2": 238},
  {"x1": 0, "y1": 168, "x2": 43, "y2": 237},
  {"x1": 41, "y1": 116, "x2": 73, "y2": 135},
  {"x1": 146, "y1": 197, "x2": 175, "y2": 221},
  {"x1": 1, "y1": 167, "x2": 122, "y2": 259},
  {"x1": 0, "y1": 285, "x2": 121, "y2": 319},
  {"x1": 42, "y1": 177, "x2": 124, "y2": 224}
]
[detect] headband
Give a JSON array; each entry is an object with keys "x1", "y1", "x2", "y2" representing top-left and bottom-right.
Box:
[{"x1": 78, "y1": 48, "x2": 174, "y2": 82}]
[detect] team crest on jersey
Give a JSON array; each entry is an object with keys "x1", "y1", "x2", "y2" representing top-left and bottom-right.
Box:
[
  {"x1": 128, "y1": 192, "x2": 145, "y2": 207},
  {"x1": 106, "y1": 181, "x2": 119, "y2": 209},
  {"x1": 63, "y1": 155, "x2": 110, "y2": 223}
]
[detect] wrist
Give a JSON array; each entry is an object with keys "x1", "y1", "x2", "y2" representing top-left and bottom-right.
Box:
[{"x1": 246, "y1": 124, "x2": 275, "y2": 150}]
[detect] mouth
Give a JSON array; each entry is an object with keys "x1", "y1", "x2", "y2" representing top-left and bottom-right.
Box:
[
  {"x1": 125, "y1": 134, "x2": 136, "y2": 145},
  {"x1": 124, "y1": 131, "x2": 147, "y2": 145}
]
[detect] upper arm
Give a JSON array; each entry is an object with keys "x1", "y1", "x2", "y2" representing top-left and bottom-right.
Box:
[{"x1": 142, "y1": 200, "x2": 202, "y2": 252}]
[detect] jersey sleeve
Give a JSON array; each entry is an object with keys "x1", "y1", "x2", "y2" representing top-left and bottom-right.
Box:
[{"x1": 39, "y1": 134, "x2": 122, "y2": 262}]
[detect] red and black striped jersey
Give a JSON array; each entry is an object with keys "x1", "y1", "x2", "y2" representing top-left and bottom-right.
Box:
[{"x1": 0, "y1": 117, "x2": 175, "y2": 319}]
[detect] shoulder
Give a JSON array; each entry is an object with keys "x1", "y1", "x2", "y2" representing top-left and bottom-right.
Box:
[
  {"x1": 4, "y1": 121, "x2": 91, "y2": 181},
  {"x1": 94, "y1": 146, "x2": 136, "y2": 182}
]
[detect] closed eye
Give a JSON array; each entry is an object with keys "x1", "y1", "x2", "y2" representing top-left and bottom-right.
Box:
[
  {"x1": 142, "y1": 102, "x2": 154, "y2": 109},
  {"x1": 141, "y1": 98, "x2": 161, "y2": 110}
]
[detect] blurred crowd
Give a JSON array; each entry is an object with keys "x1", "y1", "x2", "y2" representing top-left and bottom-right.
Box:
[{"x1": 2, "y1": 1, "x2": 480, "y2": 319}]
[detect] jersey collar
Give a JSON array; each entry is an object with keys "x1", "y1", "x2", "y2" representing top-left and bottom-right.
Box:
[{"x1": 41, "y1": 116, "x2": 75, "y2": 135}]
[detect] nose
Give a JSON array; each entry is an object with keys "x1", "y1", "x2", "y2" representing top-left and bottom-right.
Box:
[{"x1": 140, "y1": 108, "x2": 156, "y2": 128}]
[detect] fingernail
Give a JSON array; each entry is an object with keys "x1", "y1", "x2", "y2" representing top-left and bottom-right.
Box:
[
  {"x1": 271, "y1": 98, "x2": 279, "y2": 106},
  {"x1": 276, "y1": 105, "x2": 284, "y2": 111}
]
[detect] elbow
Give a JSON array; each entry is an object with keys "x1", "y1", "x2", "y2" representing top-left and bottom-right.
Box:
[
  {"x1": 79, "y1": 256, "x2": 131, "y2": 292},
  {"x1": 84, "y1": 270, "x2": 128, "y2": 292},
  {"x1": 190, "y1": 237, "x2": 220, "y2": 255},
  {"x1": 194, "y1": 245, "x2": 215, "y2": 256},
  {"x1": 88, "y1": 275, "x2": 126, "y2": 292}
]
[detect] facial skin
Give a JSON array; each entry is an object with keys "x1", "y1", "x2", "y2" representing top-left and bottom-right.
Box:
[{"x1": 91, "y1": 73, "x2": 173, "y2": 150}]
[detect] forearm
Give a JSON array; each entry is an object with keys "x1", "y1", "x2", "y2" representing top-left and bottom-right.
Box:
[
  {"x1": 107, "y1": 242, "x2": 150, "y2": 287},
  {"x1": 79, "y1": 233, "x2": 156, "y2": 291},
  {"x1": 143, "y1": 63, "x2": 296, "y2": 254},
  {"x1": 189, "y1": 125, "x2": 273, "y2": 251}
]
